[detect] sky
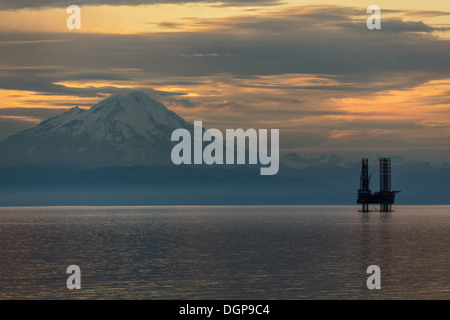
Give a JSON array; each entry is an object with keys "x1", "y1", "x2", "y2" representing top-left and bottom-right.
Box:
[{"x1": 0, "y1": 1, "x2": 450, "y2": 162}]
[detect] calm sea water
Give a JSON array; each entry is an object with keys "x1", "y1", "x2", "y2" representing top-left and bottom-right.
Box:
[{"x1": 0, "y1": 206, "x2": 448, "y2": 300}]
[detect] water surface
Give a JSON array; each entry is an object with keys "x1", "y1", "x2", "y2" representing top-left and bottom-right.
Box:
[{"x1": 0, "y1": 206, "x2": 448, "y2": 299}]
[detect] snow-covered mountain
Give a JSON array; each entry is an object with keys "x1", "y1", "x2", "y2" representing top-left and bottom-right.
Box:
[
  {"x1": 281, "y1": 153, "x2": 354, "y2": 169},
  {"x1": 0, "y1": 91, "x2": 193, "y2": 167},
  {"x1": 280, "y1": 153, "x2": 314, "y2": 169},
  {"x1": 309, "y1": 154, "x2": 354, "y2": 168}
]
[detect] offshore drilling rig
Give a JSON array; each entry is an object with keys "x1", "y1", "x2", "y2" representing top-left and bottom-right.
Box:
[{"x1": 357, "y1": 158, "x2": 400, "y2": 212}]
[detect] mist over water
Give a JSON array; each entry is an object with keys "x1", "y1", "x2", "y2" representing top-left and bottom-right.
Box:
[{"x1": 0, "y1": 206, "x2": 448, "y2": 299}]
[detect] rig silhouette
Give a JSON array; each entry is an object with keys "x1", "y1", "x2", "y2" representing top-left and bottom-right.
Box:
[{"x1": 357, "y1": 158, "x2": 400, "y2": 212}]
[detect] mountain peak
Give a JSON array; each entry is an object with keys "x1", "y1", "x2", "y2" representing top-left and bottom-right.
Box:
[
  {"x1": 91, "y1": 91, "x2": 169, "y2": 114},
  {"x1": 0, "y1": 91, "x2": 193, "y2": 167},
  {"x1": 66, "y1": 106, "x2": 85, "y2": 115},
  {"x1": 127, "y1": 91, "x2": 150, "y2": 100},
  {"x1": 283, "y1": 153, "x2": 303, "y2": 161},
  {"x1": 281, "y1": 153, "x2": 313, "y2": 169}
]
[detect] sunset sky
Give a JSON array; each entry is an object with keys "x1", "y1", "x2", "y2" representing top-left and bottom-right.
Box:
[{"x1": 1, "y1": 0, "x2": 450, "y2": 161}]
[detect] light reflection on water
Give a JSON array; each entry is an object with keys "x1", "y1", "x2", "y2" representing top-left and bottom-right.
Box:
[{"x1": 0, "y1": 206, "x2": 449, "y2": 299}]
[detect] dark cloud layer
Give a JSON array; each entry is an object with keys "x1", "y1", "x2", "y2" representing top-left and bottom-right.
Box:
[{"x1": 0, "y1": 7, "x2": 449, "y2": 98}]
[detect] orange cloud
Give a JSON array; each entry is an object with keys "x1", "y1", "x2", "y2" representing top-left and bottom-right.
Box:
[
  {"x1": 0, "y1": 89, "x2": 100, "y2": 109},
  {"x1": 333, "y1": 79, "x2": 450, "y2": 122}
]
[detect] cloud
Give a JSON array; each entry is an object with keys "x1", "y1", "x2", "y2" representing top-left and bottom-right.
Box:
[
  {"x1": 417, "y1": 120, "x2": 450, "y2": 128},
  {"x1": 156, "y1": 21, "x2": 184, "y2": 29},
  {"x1": 1, "y1": 13, "x2": 449, "y2": 86},
  {"x1": 0, "y1": 40, "x2": 66, "y2": 45},
  {"x1": 0, "y1": 107, "x2": 67, "y2": 119},
  {"x1": 404, "y1": 10, "x2": 450, "y2": 18},
  {"x1": 0, "y1": 0, "x2": 282, "y2": 10},
  {"x1": 338, "y1": 19, "x2": 443, "y2": 33},
  {"x1": 0, "y1": 65, "x2": 188, "y2": 98}
]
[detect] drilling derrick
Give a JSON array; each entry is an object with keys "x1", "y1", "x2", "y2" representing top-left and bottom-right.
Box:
[
  {"x1": 357, "y1": 157, "x2": 400, "y2": 212},
  {"x1": 379, "y1": 158, "x2": 392, "y2": 212},
  {"x1": 358, "y1": 158, "x2": 371, "y2": 212}
]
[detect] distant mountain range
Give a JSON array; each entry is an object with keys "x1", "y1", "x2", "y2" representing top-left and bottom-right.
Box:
[
  {"x1": 0, "y1": 91, "x2": 449, "y2": 205},
  {"x1": 1, "y1": 157, "x2": 449, "y2": 206},
  {"x1": 281, "y1": 153, "x2": 450, "y2": 170}
]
